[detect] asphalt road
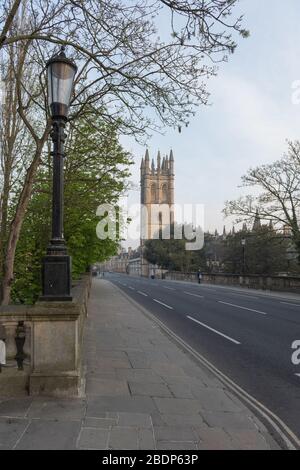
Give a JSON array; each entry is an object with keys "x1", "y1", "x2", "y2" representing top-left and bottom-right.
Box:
[{"x1": 106, "y1": 272, "x2": 300, "y2": 442}]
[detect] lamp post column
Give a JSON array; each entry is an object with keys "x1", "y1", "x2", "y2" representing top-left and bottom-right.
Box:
[
  {"x1": 51, "y1": 118, "x2": 66, "y2": 249},
  {"x1": 41, "y1": 116, "x2": 72, "y2": 301},
  {"x1": 41, "y1": 46, "x2": 77, "y2": 301}
]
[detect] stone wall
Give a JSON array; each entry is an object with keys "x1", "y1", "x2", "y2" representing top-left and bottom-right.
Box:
[
  {"x1": 164, "y1": 271, "x2": 300, "y2": 293},
  {"x1": 0, "y1": 274, "x2": 91, "y2": 397}
]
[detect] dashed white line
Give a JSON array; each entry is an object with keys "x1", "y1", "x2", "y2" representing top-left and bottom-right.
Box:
[
  {"x1": 128, "y1": 286, "x2": 135, "y2": 290},
  {"x1": 187, "y1": 316, "x2": 241, "y2": 345},
  {"x1": 225, "y1": 292, "x2": 259, "y2": 300},
  {"x1": 197, "y1": 287, "x2": 217, "y2": 292},
  {"x1": 183, "y1": 291, "x2": 204, "y2": 299},
  {"x1": 137, "y1": 291, "x2": 148, "y2": 297},
  {"x1": 295, "y1": 373, "x2": 300, "y2": 378},
  {"x1": 163, "y1": 286, "x2": 175, "y2": 291},
  {"x1": 218, "y1": 301, "x2": 268, "y2": 316},
  {"x1": 153, "y1": 299, "x2": 174, "y2": 310}
]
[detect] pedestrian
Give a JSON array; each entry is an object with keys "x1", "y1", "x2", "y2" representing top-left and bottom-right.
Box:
[{"x1": 197, "y1": 269, "x2": 202, "y2": 284}]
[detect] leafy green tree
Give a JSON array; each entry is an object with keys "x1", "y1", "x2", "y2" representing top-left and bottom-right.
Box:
[
  {"x1": 11, "y1": 113, "x2": 132, "y2": 303},
  {"x1": 143, "y1": 223, "x2": 206, "y2": 272},
  {"x1": 222, "y1": 227, "x2": 290, "y2": 275},
  {"x1": 143, "y1": 222, "x2": 292, "y2": 277},
  {"x1": 1, "y1": 1, "x2": 248, "y2": 304}
]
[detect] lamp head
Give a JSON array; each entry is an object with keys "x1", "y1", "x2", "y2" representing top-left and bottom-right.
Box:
[{"x1": 46, "y1": 46, "x2": 77, "y2": 119}]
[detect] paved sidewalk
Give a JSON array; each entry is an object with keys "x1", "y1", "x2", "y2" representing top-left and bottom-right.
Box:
[{"x1": 0, "y1": 279, "x2": 280, "y2": 449}]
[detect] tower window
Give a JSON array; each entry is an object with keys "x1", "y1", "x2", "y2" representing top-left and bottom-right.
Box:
[
  {"x1": 151, "y1": 184, "x2": 156, "y2": 203},
  {"x1": 161, "y1": 184, "x2": 168, "y2": 203}
]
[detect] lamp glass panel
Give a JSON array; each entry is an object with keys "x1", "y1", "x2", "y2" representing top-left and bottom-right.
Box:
[{"x1": 47, "y1": 62, "x2": 76, "y2": 107}]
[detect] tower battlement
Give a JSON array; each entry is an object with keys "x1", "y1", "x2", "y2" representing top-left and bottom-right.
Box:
[{"x1": 141, "y1": 150, "x2": 174, "y2": 177}]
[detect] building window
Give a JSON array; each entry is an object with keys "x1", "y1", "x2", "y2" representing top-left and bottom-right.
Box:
[
  {"x1": 161, "y1": 184, "x2": 168, "y2": 203},
  {"x1": 151, "y1": 184, "x2": 156, "y2": 203}
]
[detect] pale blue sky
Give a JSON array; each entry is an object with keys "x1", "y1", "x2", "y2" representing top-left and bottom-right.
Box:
[{"x1": 121, "y1": 0, "x2": 300, "y2": 245}]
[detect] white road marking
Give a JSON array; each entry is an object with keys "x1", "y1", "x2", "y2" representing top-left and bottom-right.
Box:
[
  {"x1": 183, "y1": 291, "x2": 204, "y2": 299},
  {"x1": 198, "y1": 287, "x2": 217, "y2": 292},
  {"x1": 163, "y1": 286, "x2": 175, "y2": 291},
  {"x1": 187, "y1": 316, "x2": 241, "y2": 345},
  {"x1": 225, "y1": 292, "x2": 259, "y2": 300},
  {"x1": 153, "y1": 299, "x2": 174, "y2": 310},
  {"x1": 137, "y1": 291, "x2": 148, "y2": 297},
  {"x1": 128, "y1": 286, "x2": 135, "y2": 290},
  {"x1": 218, "y1": 301, "x2": 268, "y2": 316},
  {"x1": 295, "y1": 373, "x2": 300, "y2": 378},
  {"x1": 281, "y1": 302, "x2": 300, "y2": 307}
]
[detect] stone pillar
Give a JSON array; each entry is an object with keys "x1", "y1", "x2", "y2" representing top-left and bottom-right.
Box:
[
  {"x1": 0, "y1": 275, "x2": 90, "y2": 397},
  {"x1": 28, "y1": 300, "x2": 84, "y2": 397}
]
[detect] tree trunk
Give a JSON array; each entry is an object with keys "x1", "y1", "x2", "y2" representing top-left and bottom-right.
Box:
[
  {"x1": 1, "y1": 141, "x2": 46, "y2": 305},
  {"x1": 0, "y1": 175, "x2": 10, "y2": 303},
  {"x1": 0, "y1": 0, "x2": 22, "y2": 48},
  {"x1": 0, "y1": 41, "x2": 23, "y2": 302},
  {"x1": 0, "y1": 147, "x2": 14, "y2": 273}
]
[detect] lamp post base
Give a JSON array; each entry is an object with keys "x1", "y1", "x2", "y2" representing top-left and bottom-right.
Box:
[{"x1": 41, "y1": 250, "x2": 72, "y2": 301}]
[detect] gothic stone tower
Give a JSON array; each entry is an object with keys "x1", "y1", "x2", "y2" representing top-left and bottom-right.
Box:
[{"x1": 140, "y1": 149, "x2": 175, "y2": 242}]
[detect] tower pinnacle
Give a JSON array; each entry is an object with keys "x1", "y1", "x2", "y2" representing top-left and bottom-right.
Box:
[{"x1": 157, "y1": 151, "x2": 161, "y2": 170}]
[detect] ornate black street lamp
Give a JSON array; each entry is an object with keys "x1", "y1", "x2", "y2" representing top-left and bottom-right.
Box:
[{"x1": 41, "y1": 46, "x2": 77, "y2": 301}]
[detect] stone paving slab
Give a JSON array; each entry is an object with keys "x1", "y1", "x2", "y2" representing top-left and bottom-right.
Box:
[
  {"x1": 128, "y1": 382, "x2": 173, "y2": 398},
  {"x1": 0, "y1": 417, "x2": 29, "y2": 448},
  {"x1": 0, "y1": 397, "x2": 33, "y2": 418},
  {"x1": 78, "y1": 427, "x2": 110, "y2": 450},
  {"x1": 86, "y1": 378, "x2": 130, "y2": 397},
  {"x1": 87, "y1": 396, "x2": 158, "y2": 416},
  {"x1": 108, "y1": 426, "x2": 139, "y2": 450},
  {"x1": 26, "y1": 398, "x2": 86, "y2": 420},
  {"x1": 15, "y1": 419, "x2": 82, "y2": 450},
  {"x1": 157, "y1": 413, "x2": 206, "y2": 427},
  {"x1": 83, "y1": 417, "x2": 118, "y2": 428},
  {"x1": 0, "y1": 279, "x2": 281, "y2": 450}
]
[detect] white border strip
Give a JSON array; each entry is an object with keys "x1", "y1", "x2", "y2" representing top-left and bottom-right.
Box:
[{"x1": 218, "y1": 301, "x2": 268, "y2": 316}]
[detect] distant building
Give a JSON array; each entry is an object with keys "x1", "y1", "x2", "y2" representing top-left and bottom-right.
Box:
[
  {"x1": 140, "y1": 149, "x2": 175, "y2": 240},
  {"x1": 99, "y1": 150, "x2": 175, "y2": 278},
  {"x1": 252, "y1": 209, "x2": 262, "y2": 231},
  {"x1": 140, "y1": 149, "x2": 175, "y2": 276}
]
